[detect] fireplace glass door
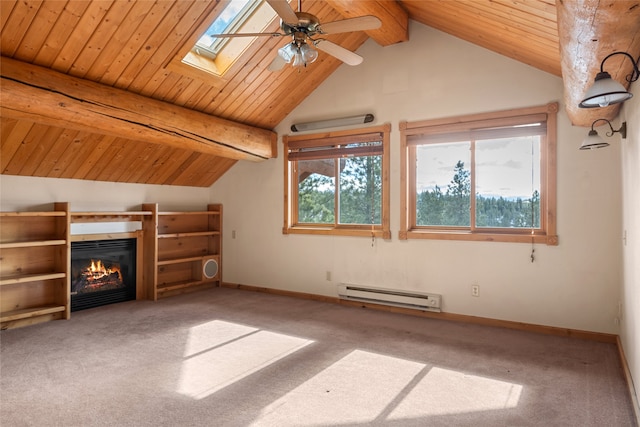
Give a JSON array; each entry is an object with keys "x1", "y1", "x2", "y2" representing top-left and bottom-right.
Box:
[{"x1": 71, "y1": 239, "x2": 136, "y2": 311}]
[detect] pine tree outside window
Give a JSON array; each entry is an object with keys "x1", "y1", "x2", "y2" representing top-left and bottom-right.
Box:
[
  {"x1": 283, "y1": 125, "x2": 391, "y2": 238},
  {"x1": 400, "y1": 104, "x2": 558, "y2": 245}
]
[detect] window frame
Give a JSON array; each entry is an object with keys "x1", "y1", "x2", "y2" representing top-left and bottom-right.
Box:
[
  {"x1": 192, "y1": 0, "x2": 261, "y2": 60},
  {"x1": 399, "y1": 103, "x2": 558, "y2": 245},
  {"x1": 166, "y1": 0, "x2": 277, "y2": 84},
  {"x1": 283, "y1": 124, "x2": 391, "y2": 239}
]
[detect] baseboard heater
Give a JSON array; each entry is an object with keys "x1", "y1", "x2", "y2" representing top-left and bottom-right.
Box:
[{"x1": 337, "y1": 284, "x2": 441, "y2": 312}]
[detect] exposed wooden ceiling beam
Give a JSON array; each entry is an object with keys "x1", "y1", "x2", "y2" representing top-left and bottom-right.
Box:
[
  {"x1": 557, "y1": 0, "x2": 640, "y2": 127},
  {"x1": 325, "y1": 0, "x2": 409, "y2": 46},
  {"x1": 0, "y1": 57, "x2": 277, "y2": 162}
]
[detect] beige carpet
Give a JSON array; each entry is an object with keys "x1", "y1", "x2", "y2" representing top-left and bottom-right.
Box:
[{"x1": 0, "y1": 287, "x2": 636, "y2": 426}]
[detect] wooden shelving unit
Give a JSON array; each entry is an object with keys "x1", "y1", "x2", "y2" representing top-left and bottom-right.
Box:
[
  {"x1": 0, "y1": 203, "x2": 222, "y2": 329},
  {"x1": 0, "y1": 203, "x2": 70, "y2": 330},
  {"x1": 142, "y1": 204, "x2": 222, "y2": 300}
]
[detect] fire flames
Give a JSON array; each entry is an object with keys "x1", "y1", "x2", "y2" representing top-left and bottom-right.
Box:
[
  {"x1": 85, "y1": 259, "x2": 122, "y2": 282},
  {"x1": 71, "y1": 259, "x2": 125, "y2": 293}
]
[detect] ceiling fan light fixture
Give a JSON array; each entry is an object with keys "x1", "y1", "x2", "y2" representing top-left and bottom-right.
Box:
[
  {"x1": 278, "y1": 43, "x2": 298, "y2": 63},
  {"x1": 292, "y1": 50, "x2": 305, "y2": 67},
  {"x1": 281, "y1": 41, "x2": 317, "y2": 68},
  {"x1": 211, "y1": 1, "x2": 380, "y2": 71},
  {"x1": 299, "y1": 43, "x2": 318, "y2": 64}
]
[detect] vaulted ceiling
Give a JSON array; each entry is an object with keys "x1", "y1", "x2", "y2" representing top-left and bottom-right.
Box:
[{"x1": 1, "y1": 0, "x2": 639, "y2": 187}]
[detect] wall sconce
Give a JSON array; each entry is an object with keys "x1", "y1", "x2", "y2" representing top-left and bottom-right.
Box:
[
  {"x1": 291, "y1": 114, "x2": 374, "y2": 132},
  {"x1": 580, "y1": 119, "x2": 627, "y2": 150},
  {"x1": 579, "y1": 51, "x2": 640, "y2": 108}
]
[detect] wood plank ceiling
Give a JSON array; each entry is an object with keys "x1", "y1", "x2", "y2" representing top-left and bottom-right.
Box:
[
  {"x1": 402, "y1": 0, "x2": 561, "y2": 77},
  {"x1": 0, "y1": 1, "x2": 638, "y2": 187}
]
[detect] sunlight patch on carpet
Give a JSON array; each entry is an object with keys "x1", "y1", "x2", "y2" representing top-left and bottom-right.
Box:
[
  {"x1": 178, "y1": 320, "x2": 313, "y2": 399},
  {"x1": 253, "y1": 349, "x2": 425, "y2": 425},
  {"x1": 387, "y1": 366, "x2": 523, "y2": 420},
  {"x1": 183, "y1": 320, "x2": 258, "y2": 357},
  {"x1": 252, "y1": 350, "x2": 522, "y2": 425}
]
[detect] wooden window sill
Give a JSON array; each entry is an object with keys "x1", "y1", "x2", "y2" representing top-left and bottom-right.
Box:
[
  {"x1": 399, "y1": 229, "x2": 558, "y2": 245},
  {"x1": 285, "y1": 227, "x2": 391, "y2": 239}
]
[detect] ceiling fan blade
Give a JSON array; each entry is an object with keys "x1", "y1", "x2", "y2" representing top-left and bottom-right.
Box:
[
  {"x1": 315, "y1": 40, "x2": 363, "y2": 66},
  {"x1": 266, "y1": 0, "x2": 299, "y2": 25},
  {"x1": 318, "y1": 16, "x2": 382, "y2": 35},
  {"x1": 268, "y1": 55, "x2": 288, "y2": 72},
  {"x1": 209, "y1": 32, "x2": 283, "y2": 38}
]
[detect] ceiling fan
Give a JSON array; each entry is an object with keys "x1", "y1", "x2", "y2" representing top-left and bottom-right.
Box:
[{"x1": 210, "y1": 0, "x2": 382, "y2": 71}]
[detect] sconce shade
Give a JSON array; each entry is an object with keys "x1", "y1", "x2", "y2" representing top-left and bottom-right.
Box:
[
  {"x1": 579, "y1": 120, "x2": 626, "y2": 150},
  {"x1": 579, "y1": 129, "x2": 610, "y2": 150},
  {"x1": 579, "y1": 71, "x2": 633, "y2": 108}
]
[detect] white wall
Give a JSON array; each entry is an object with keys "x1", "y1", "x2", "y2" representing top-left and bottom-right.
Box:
[
  {"x1": 620, "y1": 80, "x2": 639, "y2": 411},
  {"x1": 211, "y1": 22, "x2": 624, "y2": 334},
  {"x1": 0, "y1": 175, "x2": 213, "y2": 232},
  {"x1": 0, "y1": 175, "x2": 212, "y2": 211}
]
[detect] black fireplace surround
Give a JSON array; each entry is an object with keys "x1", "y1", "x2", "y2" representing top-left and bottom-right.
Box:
[{"x1": 71, "y1": 238, "x2": 136, "y2": 312}]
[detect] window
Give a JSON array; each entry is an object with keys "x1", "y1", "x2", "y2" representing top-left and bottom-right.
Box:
[
  {"x1": 400, "y1": 103, "x2": 558, "y2": 245},
  {"x1": 168, "y1": 0, "x2": 276, "y2": 81},
  {"x1": 192, "y1": 0, "x2": 259, "y2": 60},
  {"x1": 283, "y1": 125, "x2": 391, "y2": 238}
]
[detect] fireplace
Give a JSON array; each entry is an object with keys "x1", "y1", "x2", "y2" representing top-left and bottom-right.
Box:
[{"x1": 71, "y1": 238, "x2": 136, "y2": 312}]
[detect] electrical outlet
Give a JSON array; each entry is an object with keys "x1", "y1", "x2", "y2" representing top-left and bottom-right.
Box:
[
  {"x1": 232, "y1": 230, "x2": 236, "y2": 239},
  {"x1": 326, "y1": 271, "x2": 332, "y2": 281},
  {"x1": 471, "y1": 285, "x2": 480, "y2": 297}
]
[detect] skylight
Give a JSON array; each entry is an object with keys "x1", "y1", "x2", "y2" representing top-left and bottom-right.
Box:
[
  {"x1": 192, "y1": 0, "x2": 261, "y2": 60},
  {"x1": 176, "y1": 0, "x2": 276, "y2": 78}
]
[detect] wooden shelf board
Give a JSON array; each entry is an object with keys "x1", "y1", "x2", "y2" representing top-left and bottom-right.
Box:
[
  {"x1": 158, "y1": 231, "x2": 220, "y2": 239},
  {"x1": 71, "y1": 211, "x2": 152, "y2": 223},
  {"x1": 71, "y1": 231, "x2": 140, "y2": 242},
  {"x1": 0, "y1": 304, "x2": 66, "y2": 323},
  {"x1": 0, "y1": 211, "x2": 66, "y2": 217},
  {"x1": 157, "y1": 256, "x2": 209, "y2": 266},
  {"x1": 157, "y1": 280, "x2": 212, "y2": 293},
  {"x1": 158, "y1": 211, "x2": 220, "y2": 216},
  {"x1": 71, "y1": 211, "x2": 153, "y2": 216},
  {"x1": 0, "y1": 239, "x2": 67, "y2": 249},
  {"x1": 0, "y1": 272, "x2": 67, "y2": 286}
]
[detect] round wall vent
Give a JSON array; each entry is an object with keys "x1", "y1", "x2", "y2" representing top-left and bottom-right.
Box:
[{"x1": 203, "y1": 258, "x2": 219, "y2": 279}]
